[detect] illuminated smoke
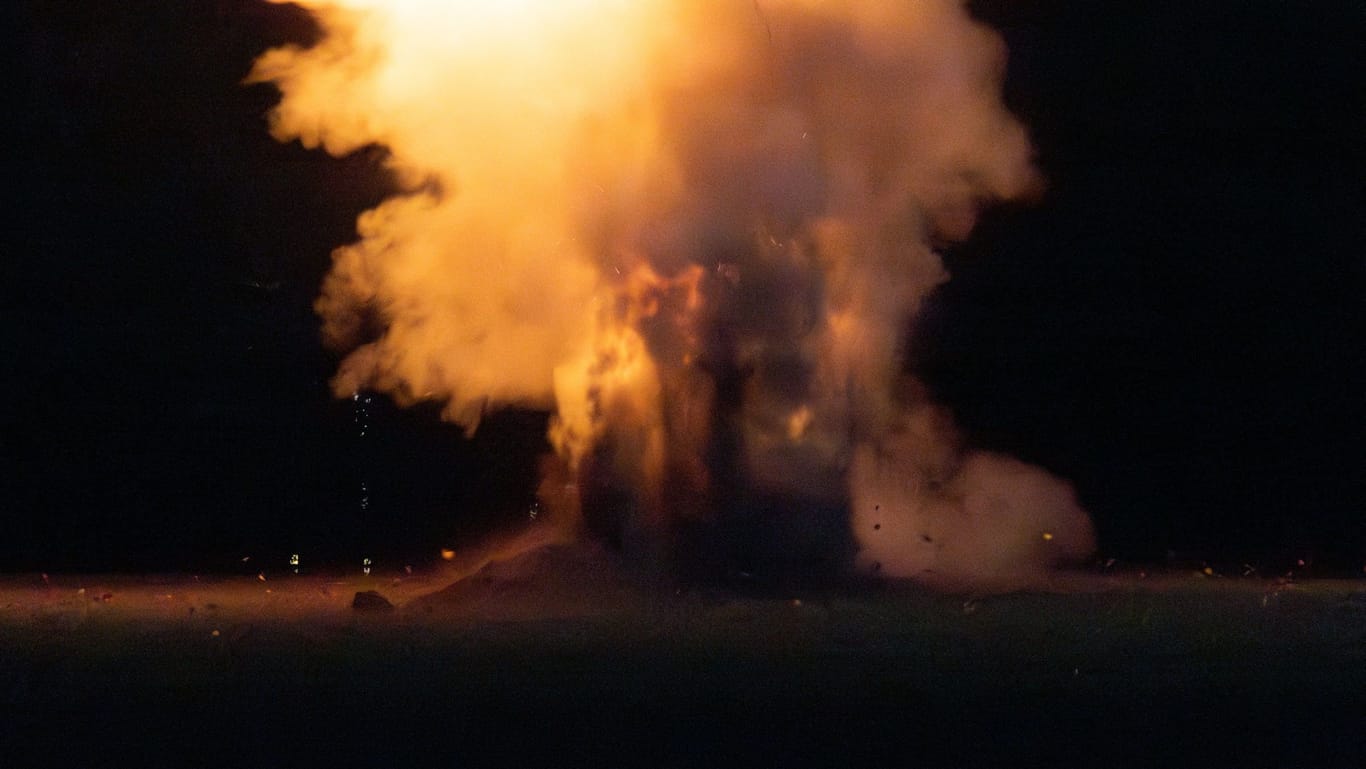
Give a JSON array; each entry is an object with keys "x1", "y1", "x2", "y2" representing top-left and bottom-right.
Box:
[{"x1": 251, "y1": 0, "x2": 1095, "y2": 589}]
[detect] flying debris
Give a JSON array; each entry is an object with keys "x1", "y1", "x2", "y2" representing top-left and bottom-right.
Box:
[{"x1": 235, "y1": 279, "x2": 282, "y2": 293}]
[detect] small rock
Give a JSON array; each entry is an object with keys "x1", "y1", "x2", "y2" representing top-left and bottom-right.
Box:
[{"x1": 352, "y1": 590, "x2": 395, "y2": 612}]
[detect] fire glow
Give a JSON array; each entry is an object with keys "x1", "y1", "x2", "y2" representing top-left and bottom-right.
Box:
[{"x1": 251, "y1": 0, "x2": 1095, "y2": 590}]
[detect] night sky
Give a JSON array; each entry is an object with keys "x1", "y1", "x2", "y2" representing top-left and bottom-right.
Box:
[{"x1": 7, "y1": 1, "x2": 1363, "y2": 573}]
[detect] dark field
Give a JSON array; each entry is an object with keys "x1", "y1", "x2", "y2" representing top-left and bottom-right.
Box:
[{"x1": 2, "y1": 565, "x2": 1363, "y2": 768}]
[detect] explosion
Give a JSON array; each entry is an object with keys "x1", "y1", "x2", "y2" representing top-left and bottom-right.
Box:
[{"x1": 251, "y1": 0, "x2": 1094, "y2": 590}]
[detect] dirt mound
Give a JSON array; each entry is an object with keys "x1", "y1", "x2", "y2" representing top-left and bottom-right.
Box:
[{"x1": 406, "y1": 543, "x2": 652, "y2": 621}]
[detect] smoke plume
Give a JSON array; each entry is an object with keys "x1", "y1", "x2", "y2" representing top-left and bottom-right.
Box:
[{"x1": 251, "y1": 0, "x2": 1095, "y2": 590}]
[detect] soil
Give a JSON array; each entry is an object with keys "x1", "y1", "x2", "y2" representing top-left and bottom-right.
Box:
[{"x1": 1, "y1": 550, "x2": 1363, "y2": 768}]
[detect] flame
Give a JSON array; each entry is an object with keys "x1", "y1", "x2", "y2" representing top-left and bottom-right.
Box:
[{"x1": 252, "y1": 0, "x2": 1094, "y2": 589}]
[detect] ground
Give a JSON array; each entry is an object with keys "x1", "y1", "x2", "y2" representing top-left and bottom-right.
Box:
[{"x1": 1, "y1": 556, "x2": 1363, "y2": 768}]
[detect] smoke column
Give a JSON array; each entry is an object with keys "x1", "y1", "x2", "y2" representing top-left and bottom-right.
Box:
[{"x1": 251, "y1": 0, "x2": 1095, "y2": 590}]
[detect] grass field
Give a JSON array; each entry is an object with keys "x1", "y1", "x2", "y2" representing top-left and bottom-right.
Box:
[{"x1": 2, "y1": 561, "x2": 1363, "y2": 768}]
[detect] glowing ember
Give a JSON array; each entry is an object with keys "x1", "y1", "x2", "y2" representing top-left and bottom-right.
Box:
[{"x1": 251, "y1": 0, "x2": 1095, "y2": 589}]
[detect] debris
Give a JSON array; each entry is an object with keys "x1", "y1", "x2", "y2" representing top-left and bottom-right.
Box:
[{"x1": 352, "y1": 590, "x2": 395, "y2": 612}]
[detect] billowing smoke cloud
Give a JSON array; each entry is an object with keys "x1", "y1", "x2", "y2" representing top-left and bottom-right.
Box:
[{"x1": 251, "y1": 0, "x2": 1094, "y2": 590}]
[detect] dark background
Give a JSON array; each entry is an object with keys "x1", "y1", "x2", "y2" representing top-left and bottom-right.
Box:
[{"x1": 6, "y1": 1, "x2": 1363, "y2": 573}]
